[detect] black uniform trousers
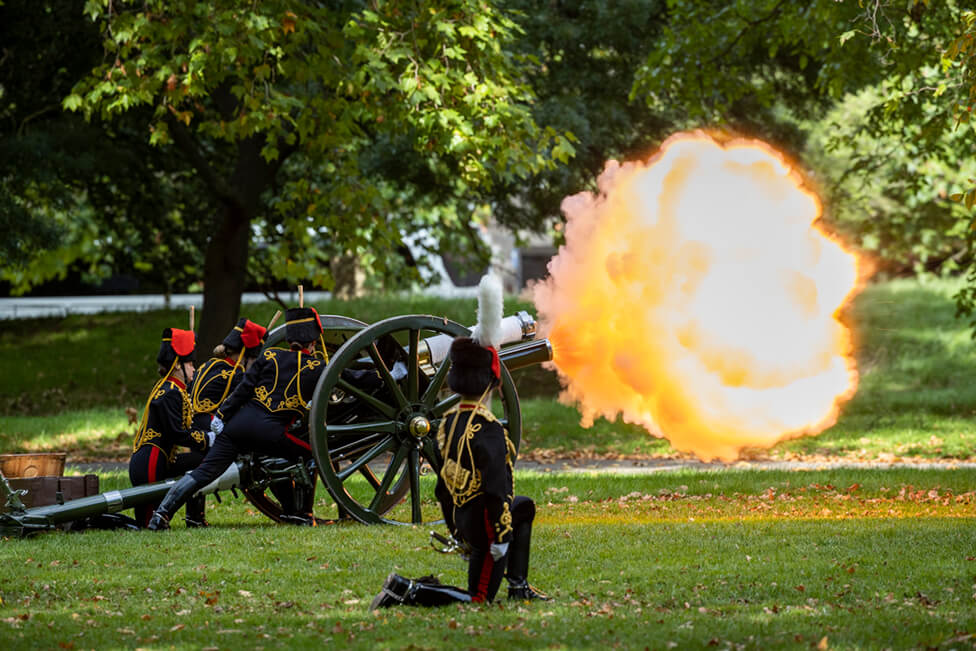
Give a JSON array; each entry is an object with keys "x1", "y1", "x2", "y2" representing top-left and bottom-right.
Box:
[
  {"x1": 188, "y1": 403, "x2": 312, "y2": 487},
  {"x1": 454, "y1": 495, "x2": 536, "y2": 603},
  {"x1": 129, "y1": 445, "x2": 206, "y2": 527}
]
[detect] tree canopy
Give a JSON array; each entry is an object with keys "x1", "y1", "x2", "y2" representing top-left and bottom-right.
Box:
[
  {"x1": 6, "y1": 0, "x2": 976, "y2": 339},
  {"x1": 632, "y1": 1, "x2": 976, "y2": 313},
  {"x1": 29, "y1": 0, "x2": 577, "y2": 350}
]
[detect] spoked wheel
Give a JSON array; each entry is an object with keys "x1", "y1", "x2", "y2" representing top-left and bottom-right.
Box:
[
  {"x1": 308, "y1": 315, "x2": 522, "y2": 525},
  {"x1": 238, "y1": 314, "x2": 366, "y2": 524}
]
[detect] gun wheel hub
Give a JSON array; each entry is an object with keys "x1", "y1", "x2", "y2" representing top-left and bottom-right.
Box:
[{"x1": 408, "y1": 415, "x2": 431, "y2": 438}]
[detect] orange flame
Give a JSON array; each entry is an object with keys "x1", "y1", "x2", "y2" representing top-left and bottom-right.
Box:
[{"x1": 532, "y1": 131, "x2": 864, "y2": 462}]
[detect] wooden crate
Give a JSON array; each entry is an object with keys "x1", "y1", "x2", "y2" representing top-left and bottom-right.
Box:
[
  {"x1": 0, "y1": 453, "x2": 66, "y2": 478},
  {"x1": 1, "y1": 475, "x2": 99, "y2": 512}
]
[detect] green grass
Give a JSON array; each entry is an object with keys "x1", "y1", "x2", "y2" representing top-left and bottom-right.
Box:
[
  {"x1": 3, "y1": 468, "x2": 975, "y2": 649},
  {"x1": 4, "y1": 280, "x2": 976, "y2": 648},
  {"x1": 2, "y1": 277, "x2": 976, "y2": 462}
]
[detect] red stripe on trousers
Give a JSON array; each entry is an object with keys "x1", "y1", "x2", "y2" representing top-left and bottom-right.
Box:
[
  {"x1": 148, "y1": 447, "x2": 160, "y2": 483},
  {"x1": 286, "y1": 432, "x2": 312, "y2": 451},
  {"x1": 473, "y1": 508, "x2": 496, "y2": 602}
]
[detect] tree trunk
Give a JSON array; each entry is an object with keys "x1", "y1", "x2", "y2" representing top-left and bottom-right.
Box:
[
  {"x1": 197, "y1": 202, "x2": 250, "y2": 358},
  {"x1": 195, "y1": 136, "x2": 285, "y2": 356}
]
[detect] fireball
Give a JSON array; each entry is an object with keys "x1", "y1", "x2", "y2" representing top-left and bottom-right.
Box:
[{"x1": 532, "y1": 131, "x2": 863, "y2": 461}]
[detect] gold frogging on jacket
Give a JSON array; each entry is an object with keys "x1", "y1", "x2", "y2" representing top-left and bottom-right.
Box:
[
  {"x1": 191, "y1": 359, "x2": 240, "y2": 413},
  {"x1": 253, "y1": 349, "x2": 323, "y2": 412},
  {"x1": 436, "y1": 403, "x2": 516, "y2": 509},
  {"x1": 132, "y1": 381, "x2": 195, "y2": 462}
]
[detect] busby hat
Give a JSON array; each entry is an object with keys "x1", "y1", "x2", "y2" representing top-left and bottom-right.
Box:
[
  {"x1": 157, "y1": 327, "x2": 196, "y2": 368},
  {"x1": 447, "y1": 337, "x2": 500, "y2": 395},
  {"x1": 285, "y1": 307, "x2": 322, "y2": 344},
  {"x1": 222, "y1": 318, "x2": 268, "y2": 357},
  {"x1": 447, "y1": 273, "x2": 503, "y2": 396}
]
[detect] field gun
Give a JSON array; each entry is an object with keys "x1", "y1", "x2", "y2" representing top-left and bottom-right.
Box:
[{"x1": 1, "y1": 311, "x2": 553, "y2": 536}]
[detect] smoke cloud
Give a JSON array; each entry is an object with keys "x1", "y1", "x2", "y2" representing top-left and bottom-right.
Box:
[{"x1": 532, "y1": 132, "x2": 862, "y2": 461}]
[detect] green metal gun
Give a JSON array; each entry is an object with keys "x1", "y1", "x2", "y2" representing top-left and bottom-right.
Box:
[{"x1": 1, "y1": 310, "x2": 552, "y2": 536}]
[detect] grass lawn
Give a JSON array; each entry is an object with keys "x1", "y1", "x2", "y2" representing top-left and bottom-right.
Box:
[
  {"x1": 3, "y1": 278, "x2": 976, "y2": 648},
  {"x1": 2, "y1": 468, "x2": 975, "y2": 649}
]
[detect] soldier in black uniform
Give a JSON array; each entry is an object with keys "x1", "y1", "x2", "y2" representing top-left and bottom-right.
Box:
[
  {"x1": 146, "y1": 307, "x2": 326, "y2": 531},
  {"x1": 190, "y1": 318, "x2": 267, "y2": 436},
  {"x1": 180, "y1": 318, "x2": 267, "y2": 526},
  {"x1": 129, "y1": 327, "x2": 210, "y2": 528},
  {"x1": 370, "y1": 336, "x2": 549, "y2": 608}
]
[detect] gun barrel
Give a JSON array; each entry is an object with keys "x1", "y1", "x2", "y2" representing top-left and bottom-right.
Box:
[
  {"x1": 26, "y1": 480, "x2": 178, "y2": 521},
  {"x1": 420, "y1": 311, "x2": 537, "y2": 367},
  {"x1": 499, "y1": 338, "x2": 553, "y2": 372}
]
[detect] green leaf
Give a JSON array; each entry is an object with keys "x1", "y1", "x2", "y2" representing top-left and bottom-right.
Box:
[{"x1": 62, "y1": 94, "x2": 83, "y2": 112}]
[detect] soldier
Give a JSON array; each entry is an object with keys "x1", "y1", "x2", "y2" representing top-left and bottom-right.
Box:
[
  {"x1": 370, "y1": 274, "x2": 549, "y2": 609},
  {"x1": 190, "y1": 318, "x2": 268, "y2": 435},
  {"x1": 181, "y1": 318, "x2": 267, "y2": 526},
  {"x1": 129, "y1": 327, "x2": 210, "y2": 528},
  {"x1": 146, "y1": 306, "x2": 326, "y2": 531}
]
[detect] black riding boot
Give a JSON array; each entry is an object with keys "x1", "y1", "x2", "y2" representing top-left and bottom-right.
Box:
[
  {"x1": 370, "y1": 574, "x2": 471, "y2": 610},
  {"x1": 270, "y1": 479, "x2": 297, "y2": 513},
  {"x1": 273, "y1": 479, "x2": 315, "y2": 526},
  {"x1": 506, "y1": 520, "x2": 550, "y2": 601},
  {"x1": 147, "y1": 475, "x2": 200, "y2": 531},
  {"x1": 184, "y1": 494, "x2": 208, "y2": 528},
  {"x1": 506, "y1": 519, "x2": 533, "y2": 586},
  {"x1": 291, "y1": 480, "x2": 316, "y2": 526}
]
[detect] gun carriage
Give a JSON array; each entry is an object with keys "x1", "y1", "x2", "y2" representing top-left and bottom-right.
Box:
[{"x1": 1, "y1": 311, "x2": 552, "y2": 537}]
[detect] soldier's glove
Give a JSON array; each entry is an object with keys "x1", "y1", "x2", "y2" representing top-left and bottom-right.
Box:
[
  {"x1": 489, "y1": 542, "x2": 509, "y2": 561},
  {"x1": 206, "y1": 430, "x2": 216, "y2": 448},
  {"x1": 211, "y1": 416, "x2": 224, "y2": 435}
]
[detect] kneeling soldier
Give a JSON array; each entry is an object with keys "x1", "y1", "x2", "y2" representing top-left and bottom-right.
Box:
[
  {"x1": 371, "y1": 274, "x2": 549, "y2": 608},
  {"x1": 129, "y1": 327, "x2": 210, "y2": 528},
  {"x1": 183, "y1": 318, "x2": 268, "y2": 526}
]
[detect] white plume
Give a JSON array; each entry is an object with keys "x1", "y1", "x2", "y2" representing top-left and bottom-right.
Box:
[{"x1": 471, "y1": 272, "x2": 504, "y2": 348}]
